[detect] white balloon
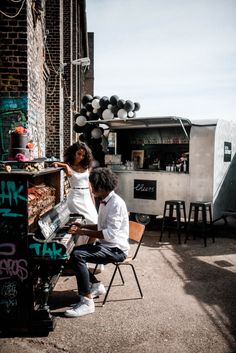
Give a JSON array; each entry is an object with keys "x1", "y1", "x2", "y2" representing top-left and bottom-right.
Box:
[
  {"x1": 76, "y1": 115, "x2": 87, "y2": 126},
  {"x1": 93, "y1": 108, "x2": 98, "y2": 113},
  {"x1": 91, "y1": 98, "x2": 100, "y2": 109},
  {"x1": 102, "y1": 108, "x2": 114, "y2": 120},
  {"x1": 117, "y1": 108, "x2": 127, "y2": 119},
  {"x1": 128, "y1": 111, "x2": 134, "y2": 118},
  {"x1": 91, "y1": 128, "x2": 103, "y2": 139},
  {"x1": 107, "y1": 104, "x2": 112, "y2": 109}
]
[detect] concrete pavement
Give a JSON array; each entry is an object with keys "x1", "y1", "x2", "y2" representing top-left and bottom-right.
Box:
[{"x1": 0, "y1": 218, "x2": 236, "y2": 353}]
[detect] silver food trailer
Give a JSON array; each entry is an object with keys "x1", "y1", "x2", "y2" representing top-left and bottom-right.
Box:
[{"x1": 91, "y1": 117, "x2": 236, "y2": 223}]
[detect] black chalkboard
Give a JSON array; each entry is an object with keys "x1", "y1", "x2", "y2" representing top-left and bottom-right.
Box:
[{"x1": 133, "y1": 179, "x2": 157, "y2": 200}]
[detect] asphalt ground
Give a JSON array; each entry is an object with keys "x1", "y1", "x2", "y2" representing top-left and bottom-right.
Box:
[{"x1": 0, "y1": 217, "x2": 236, "y2": 353}]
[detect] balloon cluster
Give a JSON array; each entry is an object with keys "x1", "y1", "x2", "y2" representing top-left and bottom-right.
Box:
[
  {"x1": 73, "y1": 94, "x2": 141, "y2": 166},
  {"x1": 74, "y1": 94, "x2": 140, "y2": 130}
]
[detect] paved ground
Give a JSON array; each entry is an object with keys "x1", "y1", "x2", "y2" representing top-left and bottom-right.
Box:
[{"x1": 0, "y1": 218, "x2": 236, "y2": 353}]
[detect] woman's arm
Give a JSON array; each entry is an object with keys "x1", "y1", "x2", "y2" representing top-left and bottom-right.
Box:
[{"x1": 52, "y1": 162, "x2": 73, "y2": 177}]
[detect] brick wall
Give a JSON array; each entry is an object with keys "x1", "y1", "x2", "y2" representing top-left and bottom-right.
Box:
[
  {"x1": 0, "y1": 0, "x2": 27, "y2": 160},
  {"x1": 0, "y1": 0, "x2": 91, "y2": 161},
  {"x1": 45, "y1": 0, "x2": 62, "y2": 159}
]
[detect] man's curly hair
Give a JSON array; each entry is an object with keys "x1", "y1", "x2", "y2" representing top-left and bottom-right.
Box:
[{"x1": 89, "y1": 167, "x2": 118, "y2": 192}]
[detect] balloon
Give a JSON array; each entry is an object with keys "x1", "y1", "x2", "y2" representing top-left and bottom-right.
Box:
[
  {"x1": 117, "y1": 108, "x2": 127, "y2": 119},
  {"x1": 117, "y1": 99, "x2": 125, "y2": 108},
  {"x1": 91, "y1": 127, "x2": 103, "y2": 139},
  {"x1": 102, "y1": 108, "x2": 114, "y2": 120},
  {"x1": 99, "y1": 96, "x2": 109, "y2": 109},
  {"x1": 76, "y1": 115, "x2": 87, "y2": 126},
  {"x1": 79, "y1": 133, "x2": 86, "y2": 142},
  {"x1": 107, "y1": 104, "x2": 112, "y2": 109},
  {"x1": 128, "y1": 111, "x2": 134, "y2": 118},
  {"x1": 81, "y1": 94, "x2": 93, "y2": 106},
  {"x1": 124, "y1": 100, "x2": 135, "y2": 112},
  {"x1": 85, "y1": 102, "x2": 93, "y2": 112},
  {"x1": 89, "y1": 112, "x2": 99, "y2": 120},
  {"x1": 73, "y1": 124, "x2": 84, "y2": 133},
  {"x1": 111, "y1": 105, "x2": 119, "y2": 116},
  {"x1": 91, "y1": 98, "x2": 100, "y2": 109},
  {"x1": 134, "y1": 102, "x2": 141, "y2": 111},
  {"x1": 80, "y1": 108, "x2": 87, "y2": 116},
  {"x1": 110, "y1": 95, "x2": 119, "y2": 105},
  {"x1": 97, "y1": 107, "x2": 103, "y2": 118}
]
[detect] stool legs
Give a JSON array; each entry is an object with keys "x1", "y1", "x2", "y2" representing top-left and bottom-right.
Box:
[
  {"x1": 160, "y1": 201, "x2": 186, "y2": 244},
  {"x1": 185, "y1": 202, "x2": 214, "y2": 247}
]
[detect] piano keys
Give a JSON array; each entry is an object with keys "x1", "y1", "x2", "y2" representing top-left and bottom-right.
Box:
[{"x1": 28, "y1": 198, "x2": 85, "y2": 317}]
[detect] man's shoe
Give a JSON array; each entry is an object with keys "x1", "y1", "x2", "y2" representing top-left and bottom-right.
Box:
[
  {"x1": 91, "y1": 282, "x2": 106, "y2": 298},
  {"x1": 64, "y1": 296, "x2": 95, "y2": 317}
]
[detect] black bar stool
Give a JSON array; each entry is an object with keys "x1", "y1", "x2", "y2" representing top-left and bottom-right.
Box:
[
  {"x1": 159, "y1": 200, "x2": 187, "y2": 244},
  {"x1": 184, "y1": 201, "x2": 214, "y2": 247}
]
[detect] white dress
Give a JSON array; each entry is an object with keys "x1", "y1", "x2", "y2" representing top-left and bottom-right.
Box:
[{"x1": 67, "y1": 169, "x2": 98, "y2": 245}]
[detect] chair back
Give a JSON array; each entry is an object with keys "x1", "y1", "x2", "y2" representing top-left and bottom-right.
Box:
[{"x1": 128, "y1": 221, "x2": 145, "y2": 260}]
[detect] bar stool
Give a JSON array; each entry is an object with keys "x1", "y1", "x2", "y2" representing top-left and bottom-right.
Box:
[
  {"x1": 159, "y1": 200, "x2": 187, "y2": 244},
  {"x1": 184, "y1": 201, "x2": 214, "y2": 247}
]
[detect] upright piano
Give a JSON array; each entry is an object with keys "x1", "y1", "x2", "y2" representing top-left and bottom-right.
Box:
[{"x1": 0, "y1": 167, "x2": 83, "y2": 335}]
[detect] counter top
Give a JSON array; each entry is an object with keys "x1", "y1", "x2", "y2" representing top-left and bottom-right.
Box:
[{"x1": 113, "y1": 169, "x2": 188, "y2": 174}]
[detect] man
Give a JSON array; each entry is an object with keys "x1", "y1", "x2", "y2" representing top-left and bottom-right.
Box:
[{"x1": 65, "y1": 167, "x2": 130, "y2": 317}]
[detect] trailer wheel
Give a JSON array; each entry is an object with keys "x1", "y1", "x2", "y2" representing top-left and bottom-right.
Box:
[{"x1": 135, "y1": 213, "x2": 151, "y2": 225}]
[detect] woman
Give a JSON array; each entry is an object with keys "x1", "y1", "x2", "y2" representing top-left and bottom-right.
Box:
[{"x1": 52, "y1": 142, "x2": 98, "y2": 245}]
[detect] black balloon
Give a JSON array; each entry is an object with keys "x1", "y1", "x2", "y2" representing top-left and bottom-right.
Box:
[
  {"x1": 124, "y1": 100, "x2": 135, "y2": 112},
  {"x1": 110, "y1": 95, "x2": 119, "y2": 105},
  {"x1": 73, "y1": 124, "x2": 85, "y2": 133},
  {"x1": 79, "y1": 133, "x2": 86, "y2": 142},
  {"x1": 99, "y1": 96, "x2": 109, "y2": 109},
  {"x1": 111, "y1": 105, "x2": 119, "y2": 116},
  {"x1": 134, "y1": 102, "x2": 141, "y2": 111},
  {"x1": 97, "y1": 107, "x2": 103, "y2": 118},
  {"x1": 82, "y1": 94, "x2": 93, "y2": 106},
  {"x1": 80, "y1": 108, "x2": 87, "y2": 116},
  {"x1": 85, "y1": 102, "x2": 94, "y2": 112},
  {"x1": 88, "y1": 112, "x2": 99, "y2": 120},
  {"x1": 117, "y1": 99, "x2": 125, "y2": 108}
]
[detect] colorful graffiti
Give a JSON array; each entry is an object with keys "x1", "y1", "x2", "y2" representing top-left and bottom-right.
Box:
[{"x1": 0, "y1": 95, "x2": 28, "y2": 161}]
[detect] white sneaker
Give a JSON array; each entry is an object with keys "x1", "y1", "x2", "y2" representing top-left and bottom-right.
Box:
[
  {"x1": 91, "y1": 282, "x2": 106, "y2": 298},
  {"x1": 64, "y1": 296, "x2": 95, "y2": 317}
]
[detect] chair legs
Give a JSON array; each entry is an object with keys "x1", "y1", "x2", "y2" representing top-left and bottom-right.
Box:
[
  {"x1": 92, "y1": 263, "x2": 143, "y2": 305},
  {"x1": 102, "y1": 263, "x2": 143, "y2": 306}
]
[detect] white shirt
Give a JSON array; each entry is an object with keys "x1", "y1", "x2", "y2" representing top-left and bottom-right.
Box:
[{"x1": 98, "y1": 191, "x2": 130, "y2": 255}]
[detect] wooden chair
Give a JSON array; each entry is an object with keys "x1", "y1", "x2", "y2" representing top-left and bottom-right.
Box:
[{"x1": 93, "y1": 220, "x2": 145, "y2": 305}]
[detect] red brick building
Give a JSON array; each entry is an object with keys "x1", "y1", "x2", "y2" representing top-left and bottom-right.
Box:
[{"x1": 0, "y1": 0, "x2": 94, "y2": 160}]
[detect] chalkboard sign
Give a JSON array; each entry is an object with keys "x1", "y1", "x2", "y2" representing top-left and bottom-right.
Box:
[
  {"x1": 224, "y1": 142, "x2": 232, "y2": 162},
  {"x1": 134, "y1": 179, "x2": 156, "y2": 200}
]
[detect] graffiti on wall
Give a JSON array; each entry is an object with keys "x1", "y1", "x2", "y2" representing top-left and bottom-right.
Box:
[
  {"x1": 0, "y1": 96, "x2": 28, "y2": 161},
  {"x1": 0, "y1": 176, "x2": 29, "y2": 316}
]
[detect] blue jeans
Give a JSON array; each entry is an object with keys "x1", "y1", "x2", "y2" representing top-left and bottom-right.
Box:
[{"x1": 71, "y1": 243, "x2": 126, "y2": 296}]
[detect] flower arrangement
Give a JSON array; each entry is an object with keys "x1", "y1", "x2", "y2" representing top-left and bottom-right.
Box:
[{"x1": 9, "y1": 115, "x2": 28, "y2": 134}]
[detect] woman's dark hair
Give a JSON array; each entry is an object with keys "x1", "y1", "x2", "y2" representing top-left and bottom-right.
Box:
[
  {"x1": 89, "y1": 167, "x2": 118, "y2": 192},
  {"x1": 64, "y1": 142, "x2": 93, "y2": 168}
]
